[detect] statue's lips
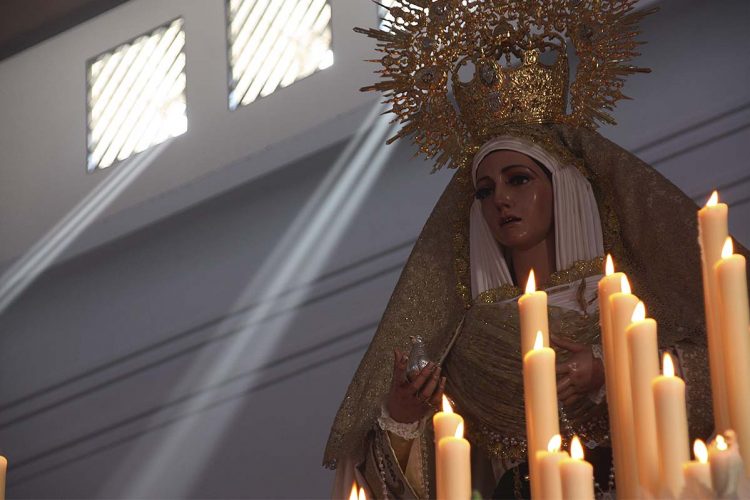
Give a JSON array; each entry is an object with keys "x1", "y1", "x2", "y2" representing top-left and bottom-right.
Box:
[{"x1": 500, "y1": 216, "x2": 522, "y2": 227}]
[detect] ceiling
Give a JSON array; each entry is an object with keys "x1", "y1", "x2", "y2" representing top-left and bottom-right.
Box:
[{"x1": 0, "y1": 0, "x2": 130, "y2": 62}]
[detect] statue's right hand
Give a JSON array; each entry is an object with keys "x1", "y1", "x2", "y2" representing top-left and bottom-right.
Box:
[{"x1": 385, "y1": 349, "x2": 446, "y2": 424}]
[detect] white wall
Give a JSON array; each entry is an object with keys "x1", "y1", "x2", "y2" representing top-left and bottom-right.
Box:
[
  {"x1": 0, "y1": 136, "x2": 454, "y2": 498},
  {"x1": 0, "y1": 0, "x2": 376, "y2": 265},
  {"x1": 0, "y1": 0, "x2": 748, "y2": 498},
  {"x1": 601, "y1": 0, "x2": 750, "y2": 225}
]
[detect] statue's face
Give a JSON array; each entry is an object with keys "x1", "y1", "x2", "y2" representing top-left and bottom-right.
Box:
[{"x1": 475, "y1": 150, "x2": 554, "y2": 251}]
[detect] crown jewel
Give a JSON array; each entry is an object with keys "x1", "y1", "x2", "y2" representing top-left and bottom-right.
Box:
[{"x1": 356, "y1": 0, "x2": 655, "y2": 170}]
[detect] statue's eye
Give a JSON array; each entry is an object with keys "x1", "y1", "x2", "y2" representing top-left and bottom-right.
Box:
[
  {"x1": 508, "y1": 174, "x2": 530, "y2": 186},
  {"x1": 475, "y1": 187, "x2": 493, "y2": 200}
]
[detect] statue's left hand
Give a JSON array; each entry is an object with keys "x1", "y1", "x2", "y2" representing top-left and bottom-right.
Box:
[{"x1": 551, "y1": 336, "x2": 605, "y2": 408}]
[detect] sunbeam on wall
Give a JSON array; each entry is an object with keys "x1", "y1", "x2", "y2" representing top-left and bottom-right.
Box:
[
  {"x1": 104, "y1": 102, "x2": 397, "y2": 497},
  {"x1": 0, "y1": 139, "x2": 173, "y2": 316}
]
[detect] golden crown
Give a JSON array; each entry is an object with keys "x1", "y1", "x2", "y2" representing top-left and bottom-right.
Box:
[{"x1": 356, "y1": 0, "x2": 655, "y2": 170}]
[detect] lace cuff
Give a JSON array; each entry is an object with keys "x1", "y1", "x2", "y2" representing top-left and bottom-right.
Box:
[{"x1": 377, "y1": 405, "x2": 422, "y2": 440}]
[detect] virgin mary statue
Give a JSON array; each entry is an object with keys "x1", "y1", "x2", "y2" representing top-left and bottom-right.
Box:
[{"x1": 323, "y1": 1, "x2": 749, "y2": 498}]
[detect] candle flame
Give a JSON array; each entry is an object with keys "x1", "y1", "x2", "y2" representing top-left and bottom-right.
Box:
[
  {"x1": 534, "y1": 331, "x2": 544, "y2": 350},
  {"x1": 631, "y1": 301, "x2": 646, "y2": 322},
  {"x1": 358, "y1": 487, "x2": 367, "y2": 500},
  {"x1": 620, "y1": 275, "x2": 631, "y2": 295},
  {"x1": 716, "y1": 435, "x2": 728, "y2": 451},
  {"x1": 605, "y1": 254, "x2": 614, "y2": 276},
  {"x1": 525, "y1": 269, "x2": 536, "y2": 294},
  {"x1": 722, "y1": 237, "x2": 734, "y2": 259},
  {"x1": 548, "y1": 434, "x2": 562, "y2": 453},
  {"x1": 442, "y1": 394, "x2": 453, "y2": 414},
  {"x1": 663, "y1": 353, "x2": 675, "y2": 377},
  {"x1": 455, "y1": 421, "x2": 464, "y2": 439},
  {"x1": 349, "y1": 483, "x2": 358, "y2": 500},
  {"x1": 706, "y1": 190, "x2": 719, "y2": 207},
  {"x1": 570, "y1": 436, "x2": 584, "y2": 460},
  {"x1": 694, "y1": 439, "x2": 708, "y2": 464}
]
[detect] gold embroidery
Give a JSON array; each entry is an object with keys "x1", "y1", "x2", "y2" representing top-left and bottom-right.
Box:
[
  {"x1": 355, "y1": 1, "x2": 655, "y2": 171},
  {"x1": 474, "y1": 256, "x2": 605, "y2": 304}
]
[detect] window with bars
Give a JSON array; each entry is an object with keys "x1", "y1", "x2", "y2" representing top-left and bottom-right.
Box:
[
  {"x1": 86, "y1": 18, "x2": 187, "y2": 171},
  {"x1": 227, "y1": 0, "x2": 333, "y2": 110}
]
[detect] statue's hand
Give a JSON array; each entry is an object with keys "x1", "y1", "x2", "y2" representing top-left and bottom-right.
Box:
[
  {"x1": 551, "y1": 336, "x2": 605, "y2": 409},
  {"x1": 385, "y1": 349, "x2": 446, "y2": 424}
]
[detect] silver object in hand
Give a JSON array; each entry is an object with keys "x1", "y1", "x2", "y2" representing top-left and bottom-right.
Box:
[{"x1": 406, "y1": 335, "x2": 431, "y2": 381}]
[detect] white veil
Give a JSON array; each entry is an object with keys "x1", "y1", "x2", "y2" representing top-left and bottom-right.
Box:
[{"x1": 469, "y1": 136, "x2": 604, "y2": 298}]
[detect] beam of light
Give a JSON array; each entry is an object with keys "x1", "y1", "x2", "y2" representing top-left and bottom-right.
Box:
[
  {"x1": 109, "y1": 36, "x2": 185, "y2": 163},
  {"x1": 252, "y1": 0, "x2": 326, "y2": 101},
  {"x1": 119, "y1": 57, "x2": 186, "y2": 159},
  {"x1": 229, "y1": 0, "x2": 287, "y2": 107},
  {"x1": 235, "y1": 0, "x2": 298, "y2": 105},
  {"x1": 0, "y1": 139, "x2": 173, "y2": 316},
  {"x1": 229, "y1": 0, "x2": 256, "y2": 40},
  {"x1": 90, "y1": 41, "x2": 144, "y2": 133},
  {"x1": 88, "y1": 19, "x2": 185, "y2": 170},
  {"x1": 106, "y1": 102, "x2": 398, "y2": 497},
  {"x1": 96, "y1": 30, "x2": 185, "y2": 169},
  {"x1": 256, "y1": 0, "x2": 321, "y2": 99},
  {"x1": 90, "y1": 52, "x2": 124, "y2": 120},
  {"x1": 229, "y1": 0, "x2": 332, "y2": 109}
]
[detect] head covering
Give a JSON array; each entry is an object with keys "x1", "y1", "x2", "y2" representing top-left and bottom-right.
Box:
[
  {"x1": 324, "y1": 124, "x2": 744, "y2": 470},
  {"x1": 469, "y1": 136, "x2": 604, "y2": 297}
]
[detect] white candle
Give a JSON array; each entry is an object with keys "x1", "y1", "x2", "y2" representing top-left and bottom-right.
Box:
[
  {"x1": 626, "y1": 301, "x2": 660, "y2": 495},
  {"x1": 524, "y1": 332, "x2": 560, "y2": 499},
  {"x1": 519, "y1": 270, "x2": 549, "y2": 355},
  {"x1": 536, "y1": 435, "x2": 566, "y2": 500},
  {"x1": 433, "y1": 395, "x2": 463, "y2": 497},
  {"x1": 608, "y1": 275, "x2": 639, "y2": 498},
  {"x1": 709, "y1": 433, "x2": 743, "y2": 498},
  {"x1": 698, "y1": 190, "x2": 731, "y2": 432},
  {"x1": 715, "y1": 238, "x2": 750, "y2": 474},
  {"x1": 0, "y1": 456, "x2": 5, "y2": 500},
  {"x1": 560, "y1": 436, "x2": 594, "y2": 500},
  {"x1": 683, "y1": 439, "x2": 712, "y2": 500},
  {"x1": 433, "y1": 395, "x2": 463, "y2": 442},
  {"x1": 597, "y1": 255, "x2": 626, "y2": 494},
  {"x1": 653, "y1": 353, "x2": 690, "y2": 498},
  {"x1": 437, "y1": 422, "x2": 471, "y2": 500}
]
